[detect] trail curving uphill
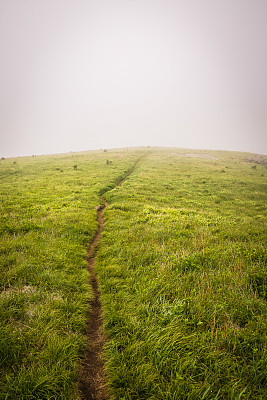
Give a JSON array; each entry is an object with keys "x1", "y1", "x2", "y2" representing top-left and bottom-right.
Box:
[{"x1": 79, "y1": 158, "x2": 142, "y2": 400}]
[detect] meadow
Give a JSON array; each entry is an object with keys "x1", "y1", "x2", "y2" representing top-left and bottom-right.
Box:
[
  {"x1": 0, "y1": 148, "x2": 266, "y2": 399},
  {"x1": 0, "y1": 149, "x2": 138, "y2": 399},
  {"x1": 97, "y1": 149, "x2": 266, "y2": 399}
]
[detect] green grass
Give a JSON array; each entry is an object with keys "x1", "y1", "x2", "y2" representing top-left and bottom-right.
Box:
[
  {"x1": 0, "y1": 149, "x2": 140, "y2": 399},
  {"x1": 0, "y1": 147, "x2": 266, "y2": 399},
  {"x1": 96, "y1": 149, "x2": 267, "y2": 399}
]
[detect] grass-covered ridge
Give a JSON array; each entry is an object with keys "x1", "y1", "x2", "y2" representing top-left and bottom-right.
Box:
[
  {"x1": 0, "y1": 147, "x2": 266, "y2": 399},
  {"x1": 96, "y1": 149, "x2": 267, "y2": 399},
  {"x1": 0, "y1": 149, "x2": 140, "y2": 399}
]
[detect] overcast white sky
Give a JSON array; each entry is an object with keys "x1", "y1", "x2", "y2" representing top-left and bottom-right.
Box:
[{"x1": 0, "y1": 0, "x2": 266, "y2": 157}]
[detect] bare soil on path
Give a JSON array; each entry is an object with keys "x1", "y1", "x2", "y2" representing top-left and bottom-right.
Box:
[
  {"x1": 79, "y1": 159, "x2": 141, "y2": 400},
  {"x1": 79, "y1": 199, "x2": 109, "y2": 400}
]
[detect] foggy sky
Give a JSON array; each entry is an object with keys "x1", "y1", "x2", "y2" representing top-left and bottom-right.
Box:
[{"x1": 1, "y1": 0, "x2": 266, "y2": 157}]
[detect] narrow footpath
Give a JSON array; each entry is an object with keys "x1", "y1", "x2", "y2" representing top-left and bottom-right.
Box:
[{"x1": 79, "y1": 159, "x2": 141, "y2": 400}]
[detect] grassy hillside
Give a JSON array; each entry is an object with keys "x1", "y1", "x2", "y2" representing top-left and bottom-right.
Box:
[
  {"x1": 96, "y1": 149, "x2": 267, "y2": 399},
  {"x1": 0, "y1": 147, "x2": 266, "y2": 399},
  {"x1": 0, "y1": 149, "x2": 139, "y2": 399}
]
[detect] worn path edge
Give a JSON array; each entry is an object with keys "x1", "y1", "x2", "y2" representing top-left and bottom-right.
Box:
[{"x1": 79, "y1": 157, "x2": 143, "y2": 400}]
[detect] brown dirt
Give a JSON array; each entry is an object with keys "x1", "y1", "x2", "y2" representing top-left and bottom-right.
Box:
[
  {"x1": 79, "y1": 201, "x2": 109, "y2": 400},
  {"x1": 79, "y1": 158, "x2": 142, "y2": 400}
]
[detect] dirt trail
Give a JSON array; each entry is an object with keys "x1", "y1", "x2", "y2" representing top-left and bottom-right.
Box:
[{"x1": 79, "y1": 159, "x2": 141, "y2": 400}]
